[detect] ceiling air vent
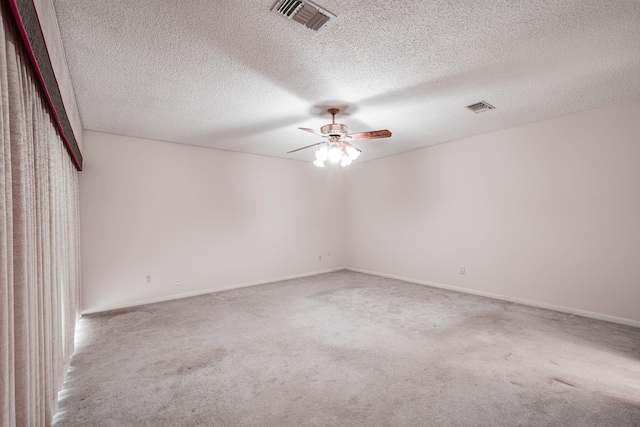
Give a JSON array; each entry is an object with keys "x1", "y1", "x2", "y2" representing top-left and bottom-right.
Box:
[
  {"x1": 271, "y1": 0, "x2": 336, "y2": 31},
  {"x1": 466, "y1": 101, "x2": 495, "y2": 113}
]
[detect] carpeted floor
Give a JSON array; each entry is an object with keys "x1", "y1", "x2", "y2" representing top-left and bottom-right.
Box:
[{"x1": 53, "y1": 270, "x2": 640, "y2": 426}]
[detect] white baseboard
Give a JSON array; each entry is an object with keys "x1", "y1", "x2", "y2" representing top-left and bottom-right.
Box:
[
  {"x1": 346, "y1": 267, "x2": 640, "y2": 329},
  {"x1": 81, "y1": 267, "x2": 346, "y2": 315}
]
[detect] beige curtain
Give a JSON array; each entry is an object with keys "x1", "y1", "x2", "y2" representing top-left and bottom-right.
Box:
[{"x1": 1, "y1": 1, "x2": 80, "y2": 426}]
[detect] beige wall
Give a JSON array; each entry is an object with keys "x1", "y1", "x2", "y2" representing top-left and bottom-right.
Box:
[
  {"x1": 79, "y1": 131, "x2": 346, "y2": 313},
  {"x1": 346, "y1": 99, "x2": 640, "y2": 325},
  {"x1": 80, "y1": 99, "x2": 640, "y2": 325}
]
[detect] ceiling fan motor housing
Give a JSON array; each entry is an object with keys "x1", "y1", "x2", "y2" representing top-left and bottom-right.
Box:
[{"x1": 321, "y1": 123, "x2": 349, "y2": 137}]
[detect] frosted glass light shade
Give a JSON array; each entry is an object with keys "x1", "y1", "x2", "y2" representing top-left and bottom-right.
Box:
[
  {"x1": 316, "y1": 146, "x2": 329, "y2": 161},
  {"x1": 312, "y1": 144, "x2": 359, "y2": 167},
  {"x1": 346, "y1": 146, "x2": 360, "y2": 160},
  {"x1": 328, "y1": 147, "x2": 343, "y2": 163}
]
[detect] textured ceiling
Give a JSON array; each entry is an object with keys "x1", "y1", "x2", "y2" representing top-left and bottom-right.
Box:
[{"x1": 52, "y1": 0, "x2": 640, "y2": 163}]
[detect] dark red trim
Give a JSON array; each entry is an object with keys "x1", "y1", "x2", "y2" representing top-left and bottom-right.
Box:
[{"x1": 8, "y1": 0, "x2": 83, "y2": 170}]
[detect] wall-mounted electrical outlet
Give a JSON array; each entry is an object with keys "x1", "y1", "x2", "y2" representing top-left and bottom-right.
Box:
[
  {"x1": 175, "y1": 277, "x2": 181, "y2": 286},
  {"x1": 146, "y1": 274, "x2": 152, "y2": 283},
  {"x1": 459, "y1": 266, "x2": 465, "y2": 274},
  {"x1": 319, "y1": 255, "x2": 322, "y2": 261}
]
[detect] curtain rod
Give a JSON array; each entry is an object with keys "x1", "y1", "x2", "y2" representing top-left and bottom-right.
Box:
[{"x1": 8, "y1": 0, "x2": 83, "y2": 171}]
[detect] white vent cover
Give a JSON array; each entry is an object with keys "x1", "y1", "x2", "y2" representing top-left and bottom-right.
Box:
[
  {"x1": 271, "y1": 0, "x2": 336, "y2": 31},
  {"x1": 466, "y1": 101, "x2": 495, "y2": 113}
]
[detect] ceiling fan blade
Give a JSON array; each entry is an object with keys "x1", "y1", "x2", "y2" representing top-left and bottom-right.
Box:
[
  {"x1": 287, "y1": 142, "x2": 324, "y2": 153},
  {"x1": 347, "y1": 129, "x2": 392, "y2": 140},
  {"x1": 299, "y1": 127, "x2": 326, "y2": 137}
]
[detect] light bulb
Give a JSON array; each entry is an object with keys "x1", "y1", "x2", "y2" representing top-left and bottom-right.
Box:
[
  {"x1": 346, "y1": 146, "x2": 360, "y2": 160},
  {"x1": 341, "y1": 155, "x2": 352, "y2": 167},
  {"x1": 316, "y1": 146, "x2": 329, "y2": 161},
  {"x1": 328, "y1": 147, "x2": 343, "y2": 163},
  {"x1": 313, "y1": 158, "x2": 325, "y2": 167}
]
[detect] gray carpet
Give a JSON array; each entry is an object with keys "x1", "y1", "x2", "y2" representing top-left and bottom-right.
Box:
[{"x1": 53, "y1": 271, "x2": 640, "y2": 426}]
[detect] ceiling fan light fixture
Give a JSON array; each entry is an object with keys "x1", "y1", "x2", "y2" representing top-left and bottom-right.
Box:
[
  {"x1": 314, "y1": 147, "x2": 328, "y2": 167},
  {"x1": 316, "y1": 146, "x2": 328, "y2": 161},
  {"x1": 346, "y1": 146, "x2": 360, "y2": 160},
  {"x1": 328, "y1": 147, "x2": 343, "y2": 163}
]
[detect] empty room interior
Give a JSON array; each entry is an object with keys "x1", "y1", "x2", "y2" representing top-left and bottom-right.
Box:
[{"x1": 2, "y1": 0, "x2": 640, "y2": 426}]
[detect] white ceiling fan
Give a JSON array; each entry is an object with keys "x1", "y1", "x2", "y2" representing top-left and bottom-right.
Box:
[{"x1": 287, "y1": 108, "x2": 392, "y2": 167}]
